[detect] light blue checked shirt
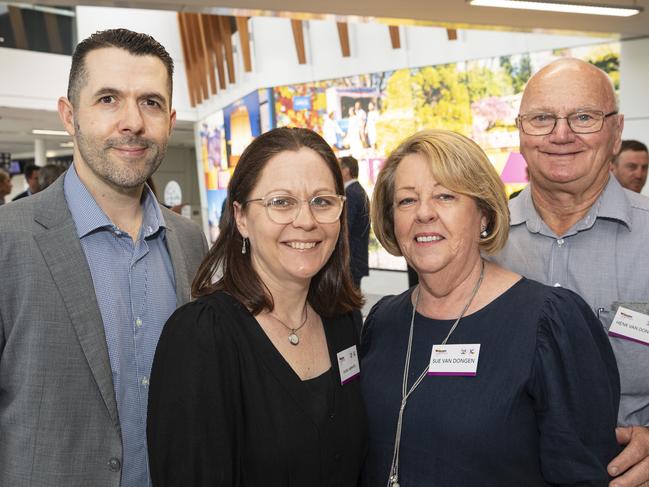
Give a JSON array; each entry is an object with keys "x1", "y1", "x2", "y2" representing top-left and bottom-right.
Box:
[
  {"x1": 64, "y1": 166, "x2": 176, "y2": 487},
  {"x1": 493, "y1": 176, "x2": 649, "y2": 427}
]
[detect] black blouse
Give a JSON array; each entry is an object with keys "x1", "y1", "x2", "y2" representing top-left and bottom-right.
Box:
[
  {"x1": 360, "y1": 278, "x2": 620, "y2": 486},
  {"x1": 147, "y1": 291, "x2": 368, "y2": 487}
]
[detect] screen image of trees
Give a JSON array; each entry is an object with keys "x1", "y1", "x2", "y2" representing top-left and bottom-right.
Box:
[{"x1": 271, "y1": 43, "x2": 621, "y2": 270}]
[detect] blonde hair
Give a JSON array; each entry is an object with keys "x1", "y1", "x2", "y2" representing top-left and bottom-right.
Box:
[{"x1": 371, "y1": 129, "x2": 510, "y2": 256}]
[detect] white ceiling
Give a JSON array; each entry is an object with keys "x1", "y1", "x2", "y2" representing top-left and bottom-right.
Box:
[
  {"x1": 2, "y1": 0, "x2": 648, "y2": 157},
  {"x1": 33, "y1": 0, "x2": 649, "y2": 38}
]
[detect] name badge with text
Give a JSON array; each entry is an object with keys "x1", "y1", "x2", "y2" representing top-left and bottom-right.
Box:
[
  {"x1": 609, "y1": 306, "x2": 649, "y2": 346},
  {"x1": 428, "y1": 344, "x2": 481, "y2": 376},
  {"x1": 337, "y1": 345, "x2": 360, "y2": 384}
]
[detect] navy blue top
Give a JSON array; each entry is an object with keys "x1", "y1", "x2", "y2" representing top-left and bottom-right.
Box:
[{"x1": 360, "y1": 278, "x2": 620, "y2": 487}]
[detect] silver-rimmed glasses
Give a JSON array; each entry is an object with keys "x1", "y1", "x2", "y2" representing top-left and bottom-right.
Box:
[
  {"x1": 245, "y1": 194, "x2": 346, "y2": 224},
  {"x1": 516, "y1": 110, "x2": 618, "y2": 136}
]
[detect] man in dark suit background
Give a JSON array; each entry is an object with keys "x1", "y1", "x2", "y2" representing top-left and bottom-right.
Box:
[
  {"x1": 11, "y1": 163, "x2": 40, "y2": 200},
  {"x1": 340, "y1": 156, "x2": 370, "y2": 289}
]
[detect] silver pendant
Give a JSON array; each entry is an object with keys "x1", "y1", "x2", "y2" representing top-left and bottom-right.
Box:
[{"x1": 288, "y1": 333, "x2": 299, "y2": 345}]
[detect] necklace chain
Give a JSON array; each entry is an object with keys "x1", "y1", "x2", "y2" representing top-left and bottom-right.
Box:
[
  {"x1": 387, "y1": 260, "x2": 485, "y2": 487},
  {"x1": 270, "y1": 302, "x2": 309, "y2": 346}
]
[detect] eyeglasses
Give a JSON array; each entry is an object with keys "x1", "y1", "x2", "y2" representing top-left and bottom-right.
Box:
[
  {"x1": 516, "y1": 110, "x2": 618, "y2": 136},
  {"x1": 245, "y1": 194, "x2": 346, "y2": 224}
]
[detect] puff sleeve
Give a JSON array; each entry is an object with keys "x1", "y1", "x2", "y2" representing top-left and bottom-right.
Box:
[
  {"x1": 529, "y1": 288, "x2": 621, "y2": 486},
  {"x1": 147, "y1": 298, "x2": 243, "y2": 487}
]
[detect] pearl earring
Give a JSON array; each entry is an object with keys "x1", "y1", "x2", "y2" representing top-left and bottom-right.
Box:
[{"x1": 480, "y1": 228, "x2": 488, "y2": 238}]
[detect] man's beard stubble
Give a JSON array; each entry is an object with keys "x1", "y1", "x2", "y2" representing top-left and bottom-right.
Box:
[{"x1": 74, "y1": 121, "x2": 167, "y2": 190}]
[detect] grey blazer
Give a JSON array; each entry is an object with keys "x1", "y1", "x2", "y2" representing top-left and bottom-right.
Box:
[{"x1": 0, "y1": 175, "x2": 208, "y2": 487}]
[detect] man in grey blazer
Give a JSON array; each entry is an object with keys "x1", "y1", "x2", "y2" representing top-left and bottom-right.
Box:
[{"x1": 0, "y1": 29, "x2": 208, "y2": 486}]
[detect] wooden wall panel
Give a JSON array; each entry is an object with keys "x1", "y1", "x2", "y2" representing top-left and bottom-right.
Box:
[
  {"x1": 236, "y1": 17, "x2": 252, "y2": 72},
  {"x1": 8, "y1": 7, "x2": 28, "y2": 50},
  {"x1": 218, "y1": 16, "x2": 236, "y2": 84},
  {"x1": 188, "y1": 14, "x2": 209, "y2": 101},
  {"x1": 44, "y1": 13, "x2": 63, "y2": 54},
  {"x1": 291, "y1": 19, "x2": 306, "y2": 65},
  {"x1": 199, "y1": 14, "x2": 217, "y2": 95},
  {"x1": 336, "y1": 22, "x2": 350, "y2": 57},
  {"x1": 208, "y1": 15, "x2": 227, "y2": 90},
  {"x1": 178, "y1": 13, "x2": 197, "y2": 107},
  {"x1": 388, "y1": 25, "x2": 400, "y2": 49}
]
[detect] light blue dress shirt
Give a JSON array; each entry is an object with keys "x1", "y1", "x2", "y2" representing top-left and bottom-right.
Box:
[{"x1": 64, "y1": 166, "x2": 176, "y2": 486}]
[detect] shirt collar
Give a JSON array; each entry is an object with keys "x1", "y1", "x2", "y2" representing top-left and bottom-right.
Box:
[
  {"x1": 509, "y1": 175, "x2": 632, "y2": 235},
  {"x1": 64, "y1": 164, "x2": 166, "y2": 239},
  {"x1": 344, "y1": 178, "x2": 357, "y2": 189}
]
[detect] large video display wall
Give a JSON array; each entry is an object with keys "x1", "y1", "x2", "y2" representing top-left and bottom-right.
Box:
[{"x1": 198, "y1": 42, "x2": 620, "y2": 269}]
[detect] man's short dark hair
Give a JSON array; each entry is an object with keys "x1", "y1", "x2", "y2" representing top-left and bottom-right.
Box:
[
  {"x1": 615, "y1": 139, "x2": 648, "y2": 164},
  {"x1": 339, "y1": 156, "x2": 359, "y2": 179},
  {"x1": 24, "y1": 164, "x2": 40, "y2": 180},
  {"x1": 67, "y1": 29, "x2": 174, "y2": 107}
]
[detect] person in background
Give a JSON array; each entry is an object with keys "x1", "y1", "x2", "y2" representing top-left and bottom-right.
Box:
[
  {"x1": 610, "y1": 139, "x2": 648, "y2": 193},
  {"x1": 0, "y1": 29, "x2": 207, "y2": 487},
  {"x1": 37, "y1": 164, "x2": 66, "y2": 191},
  {"x1": 148, "y1": 127, "x2": 367, "y2": 486},
  {"x1": 323, "y1": 111, "x2": 344, "y2": 149},
  {"x1": 0, "y1": 168, "x2": 12, "y2": 205},
  {"x1": 12, "y1": 163, "x2": 40, "y2": 200},
  {"x1": 492, "y1": 58, "x2": 649, "y2": 487},
  {"x1": 361, "y1": 129, "x2": 620, "y2": 486},
  {"x1": 340, "y1": 155, "x2": 370, "y2": 289},
  {"x1": 365, "y1": 100, "x2": 378, "y2": 150}
]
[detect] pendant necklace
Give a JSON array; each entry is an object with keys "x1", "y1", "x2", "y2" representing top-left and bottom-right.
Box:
[
  {"x1": 387, "y1": 260, "x2": 485, "y2": 487},
  {"x1": 270, "y1": 302, "x2": 309, "y2": 346}
]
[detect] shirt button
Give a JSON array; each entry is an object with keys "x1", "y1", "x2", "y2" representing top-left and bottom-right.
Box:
[
  {"x1": 142, "y1": 376, "x2": 149, "y2": 386},
  {"x1": 108, "y1": 457, "x2": 121, "y2": 472},
  {"x1": 135, "y1": 318, "x2": 142, "y2": 328},
  {"x1": 147, "y1": 226, "x2": 153, "y2": 233},
  {"x1": 329, "y1": 412, "x2": 335, "y2": 420},
  {"x1": 557, "y1": 238, "x2": 565, "y2": 247}
]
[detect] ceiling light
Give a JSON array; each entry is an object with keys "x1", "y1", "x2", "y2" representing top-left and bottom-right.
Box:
[
  {"x1": 32, "y1": 129, "x2": 70, "y2": 136},
  {"x1": 468, "y1": 0, "x2": 642, "y2": 17}
]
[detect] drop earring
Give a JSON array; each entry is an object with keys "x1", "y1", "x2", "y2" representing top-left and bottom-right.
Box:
[{"x1": 241, "y1": 237, "x2": 248, "y2": 254}]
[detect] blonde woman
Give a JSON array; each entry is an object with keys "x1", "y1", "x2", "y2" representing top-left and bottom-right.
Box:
[{"x1": 360, "y1": 129, "x2": 620, "y2": 486}]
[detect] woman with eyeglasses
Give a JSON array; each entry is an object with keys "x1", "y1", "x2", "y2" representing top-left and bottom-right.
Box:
[{"x1": 147, "y1": 127, "x2": 367, "y2": 486}]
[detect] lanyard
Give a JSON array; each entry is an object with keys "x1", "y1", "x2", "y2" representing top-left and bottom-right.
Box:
[{"x1": 387, "y1": 260, "x2": 485, "y2": 487}]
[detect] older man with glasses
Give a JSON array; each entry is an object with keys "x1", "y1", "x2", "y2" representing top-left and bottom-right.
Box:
[{"x1": 493, "y1": 58, "x2": 649, "y2": 487}]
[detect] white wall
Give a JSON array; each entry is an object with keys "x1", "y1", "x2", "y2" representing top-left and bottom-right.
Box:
[
  {"x1": 75, "y1": 6, "x2": 196, "y2": 121},
  {"x1": 0, "y1": 7, "x2": 196, "y2": 120},
  {"x1": 196, "y1": 17, "x2": 610, "y2": 118},
  {"x1": 0, "y1": 48, "x2": 69, "y2": 111},
  {"x1": 0, "y1": 6, "x2": 634, "y2": 125},
  {"x1": 0, "y1": 10, "x2": 615, "y2": 122},
  {"x1": 619, "y1": 37, "x2": 649, "y2": 196}
]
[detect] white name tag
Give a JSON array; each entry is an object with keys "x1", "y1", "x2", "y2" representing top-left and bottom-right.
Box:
[
  {"x1": 428, "y1": 343, "x2": 481, "y2": 376},
  {"x1": 609, "y1": 306, "x2": 649, "y2": 346},
  {"x1": 337, "y1": 345, "x2": 360, "y2": 384}
]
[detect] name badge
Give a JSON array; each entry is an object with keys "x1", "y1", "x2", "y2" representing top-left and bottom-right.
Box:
[
  {"x1": 609, "y1": 306, "x2": 649, "y2": 346},
  {"x1": 428, "y1": 344, "x2": 481, "y2": 376},
  {"x1": 337, "y1": 345, "x2": 360, "y2": 384}
]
